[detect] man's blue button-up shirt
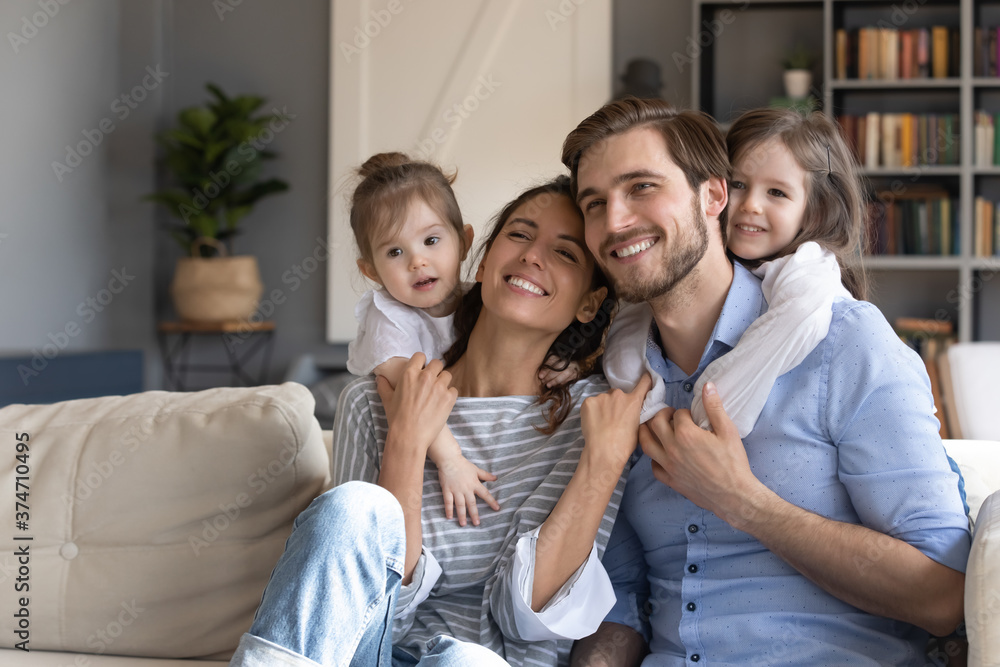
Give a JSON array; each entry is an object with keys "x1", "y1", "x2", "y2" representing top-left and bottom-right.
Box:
[{"x1": 603, "y1": 263, "x2": 971, "y2": 666}]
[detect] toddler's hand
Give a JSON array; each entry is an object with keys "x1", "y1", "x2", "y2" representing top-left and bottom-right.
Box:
[
  {"x1": 437, "y1": 454, "x2": 500, "y2": 527},
  {"x1": 539, "y1": 357, "x2": 581, "y2": 388}
]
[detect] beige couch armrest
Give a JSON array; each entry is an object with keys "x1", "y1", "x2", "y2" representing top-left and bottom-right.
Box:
[{"x1": 966, "y1": 491, "x2": 1000, "y2": 667}]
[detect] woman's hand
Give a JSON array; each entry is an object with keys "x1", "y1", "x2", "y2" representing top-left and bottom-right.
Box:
[
  {"x1": 581, "y1": 373, "x2": 653, "y2": 468},
  {"x1": 376, "y1": 353, "x2": 458, "y2": 456}
]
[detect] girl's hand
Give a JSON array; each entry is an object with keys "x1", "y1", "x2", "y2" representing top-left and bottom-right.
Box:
[
  {"x1": 376, "y1": 353, "x2": 457, "y2": 455},
  {"x1": 436, "y1": 452, "x2": 500, "y2": 527},
  {"x1": 580, "y1": 373, "x2": 653, "y2": 468},
  {"x1": 538, "y1": 357, "x2": 581, "y2": 388}
]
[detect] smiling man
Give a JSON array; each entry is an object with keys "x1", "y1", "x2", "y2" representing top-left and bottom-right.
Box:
[{"x1": 562, "y1": 97, "x2": 971, "y2": 666}]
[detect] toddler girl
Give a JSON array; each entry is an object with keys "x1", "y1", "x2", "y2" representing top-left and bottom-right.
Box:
[{"x1": 345, "y1": 152, "x2": 499, "y2": 526}]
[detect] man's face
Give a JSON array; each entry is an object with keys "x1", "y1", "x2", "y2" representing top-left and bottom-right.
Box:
[{"x1": 575, "y1": 126, "x2": 710, "y2": 303}]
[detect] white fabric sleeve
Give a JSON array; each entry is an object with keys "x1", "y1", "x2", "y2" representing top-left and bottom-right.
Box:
[
  {"x1": 692, "y1": 242, "x2": 852, "y2": 436},
  {"x1": 346, "y1": 290, "x2": 425, "y2": 376},
  {"x1": 393, "y1": 548, "x2": 443, "y2": 621},
  {"x1": 507, "y1": 526, "x2": 616, "y2": 641},
  {"x1": 602, "y1": 302, "x2": 669, "y2": 423}
]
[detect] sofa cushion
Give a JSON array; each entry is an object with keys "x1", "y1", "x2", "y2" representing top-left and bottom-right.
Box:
[
  {"x1": 0, "y1": 383, "x2": 329, "y2": 659},
  {"x1": 966, "y1": 491, "x2": 1000, "y2": 666}
]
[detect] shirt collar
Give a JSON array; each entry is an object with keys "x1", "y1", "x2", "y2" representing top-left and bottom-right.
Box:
[{"x1": 644, "y1": 262, "x2": 765, "y2": 379}]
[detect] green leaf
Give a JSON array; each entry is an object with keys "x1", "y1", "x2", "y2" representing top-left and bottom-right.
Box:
[
  {"x1": 233, "y1": 95, "x2": 266, "y2": 118},
  {"x1": 205, "y1": 82, "x2": 230, "y2": 105},
  {"x1": 179, "y1": 107, "x2": 217, "y2": 137},
  {"x1": 230, "y1": 178, "x2": 289, "y2": 207},
  {"x1": 165, "y1": 128, "x2": 204, "y2": 150},
  {"x1": 224, "y1": 206, "x2": 253, "y2": 229},
  {"x1": 188, "y1": 213, "x2": 219, "y2": 239}
]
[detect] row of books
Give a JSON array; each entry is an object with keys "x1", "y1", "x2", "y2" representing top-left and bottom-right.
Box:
[
  {"x1": 974, "y1": 27, "x2": 1000, "y2": 77},
  {"x1": 893, "y1": 317, "x2": 955, "y2": 439},
  {"x1": 865, "y1": 188, "x2": 958, "y2": 257},
  {"x1": 973, "y1": 196, "x2": 1000, "y2": 257},
  {"x1": 974, "y1": 111, "x2": 1000, "y2": 167},
  {"x1": 837, "y1": 113, "x2": 960, "y2": 170},
  {"x1": 834, "y1": 27, "x2": 958, "y2": 80}
]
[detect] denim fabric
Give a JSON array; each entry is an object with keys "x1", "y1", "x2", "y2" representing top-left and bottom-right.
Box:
[{"x1": 229, "y1": 481, "x2": 510, "y2": 667}]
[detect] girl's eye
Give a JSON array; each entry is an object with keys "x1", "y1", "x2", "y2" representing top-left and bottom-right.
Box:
[
  {"x1": 387, "y1": 248, "x2": 402, "y2": 258},
  {"x1": 768, "y1": 188, "x2": 787, "y2": 198},
  {"x1": 557, "y1": 249, "x2": 578, "y2": 262},
  {"x1": 425, "y1": 236, "x2": 440, "y2": 246},
  {"x1": 508, "y1": 230, "x2": 529, "y2": 240},
  {"x1": 729, "y1": 180, "x2": 746, "y2": 190}
]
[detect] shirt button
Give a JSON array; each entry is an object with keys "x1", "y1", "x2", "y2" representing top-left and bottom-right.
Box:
[
  {"x1": 688, "y1": 524, "x2": 699, "y2": 533},
  {"x1": 683, "y1": 382, "x2": 693, "y2": 392},
  {"x1": 688, "y1": 564, "x2": 698, "y2": 573},
  {"x1": 691, "y1": 654, "x2": 700, "y2": 662},
  {"x1": 686, "y1": 602, "x2": 696, "y2": 612}
]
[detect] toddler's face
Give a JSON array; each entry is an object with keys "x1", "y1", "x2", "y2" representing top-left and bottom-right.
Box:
[
  {"x1": 363, "y1": 199, "x2": 467, "y2": 316},
  {"x1": 727, "y1": 138, "x2": 808, "y2": 261}
]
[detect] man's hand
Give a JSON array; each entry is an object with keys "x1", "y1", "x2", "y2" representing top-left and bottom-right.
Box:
[{"x1": 638, "y1": 381, "x2": 767, "y2": 525}]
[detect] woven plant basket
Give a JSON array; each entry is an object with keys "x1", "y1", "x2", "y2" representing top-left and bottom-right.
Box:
[{"x1": 170, "y1": 238, "x2": 263, "y2": 323}]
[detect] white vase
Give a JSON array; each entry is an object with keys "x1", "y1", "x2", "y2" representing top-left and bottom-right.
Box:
[{"x1": 783, "y1": 69, "x2": 812, "y2": 100}]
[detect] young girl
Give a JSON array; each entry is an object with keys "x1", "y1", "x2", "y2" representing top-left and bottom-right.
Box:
[
  {"x1": 345, "y1": 152, "x2": 499, "y2": 526},
  {"x1": 603, "y1": 107, "x2": 867, "y2": 435}
]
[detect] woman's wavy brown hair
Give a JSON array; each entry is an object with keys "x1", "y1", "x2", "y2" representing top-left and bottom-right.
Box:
[{"x1": 443, "y1": 176, "x2": 617, "y2": 434}]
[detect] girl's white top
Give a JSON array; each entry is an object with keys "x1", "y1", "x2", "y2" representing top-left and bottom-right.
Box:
[
  {"x1": 346, "y1": 288, "x2": 458, "y2": 376},
  {"x1": 603, "y1": 242, "x2": 852, "y2": 436}
]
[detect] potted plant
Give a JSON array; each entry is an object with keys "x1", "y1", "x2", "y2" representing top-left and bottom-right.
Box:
[
  {"x1": 145, "y1": 83, "x2": 290, "y2": 322},
  {"x1": 782, "y1": 44, "x2": 816, "y2": 101}
]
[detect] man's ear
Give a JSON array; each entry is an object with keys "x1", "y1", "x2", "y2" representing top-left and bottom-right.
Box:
[
  {"x1": 702, "y1": 176, "x2": 728, "y2": 218},
  {"x1": 357, "y1": 259, "x2": 382, "y2": 286},
  {"x1": 461, "y1": 224, "x2": 475, "y2": 261},
  {"x1": 576, "y1": 286, "x2": 608, "y2": 323}
]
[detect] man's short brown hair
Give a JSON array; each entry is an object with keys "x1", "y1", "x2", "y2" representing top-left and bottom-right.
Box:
[{"x1": 561, "y1": 97, "x2": 730, "y2": 230}]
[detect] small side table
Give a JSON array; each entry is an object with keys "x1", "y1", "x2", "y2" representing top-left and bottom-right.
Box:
[{"x1": 157, "y1": 320, "x2": 276, "y2": 391}]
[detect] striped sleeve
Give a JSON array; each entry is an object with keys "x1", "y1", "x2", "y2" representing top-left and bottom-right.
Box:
[{"x1": 331, "y1": 376, "x2": 380, "y2": 487}]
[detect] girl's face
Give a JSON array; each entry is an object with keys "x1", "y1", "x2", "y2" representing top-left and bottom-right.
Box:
[
  {"x1": 476, "y1": 194, "x2": 606, "y2": 336},
  {"x1": 360, "y1": 198, "x2": 472, "y2": 316},
  {"x1": 727, "y1": 138, "x2": 809, "y2": 261}
]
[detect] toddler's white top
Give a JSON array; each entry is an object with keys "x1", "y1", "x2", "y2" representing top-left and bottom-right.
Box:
[
  {"x1": 346, "y1": 288, "x2": 458, "y2": 376},
  {"x1": 603, "y1": 242, "x2": 852, "y2": 436}
]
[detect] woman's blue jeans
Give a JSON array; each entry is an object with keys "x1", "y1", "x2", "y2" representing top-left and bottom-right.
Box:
[{"x1": 229, "y1": 480, "x2": 509, "y2": 667}]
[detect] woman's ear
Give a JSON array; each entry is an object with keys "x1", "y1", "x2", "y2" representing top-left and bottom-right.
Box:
[
  {"x1": 461, "y1": 224, "x2": 475, "y2": 260},
  {"x1": 474, "y1": 260, "x2": 485, "y2": 283},
  {"x1": 576, "y1": 286, "x2": 608, "y2": 323},
  {"x1": 357, "y1": 258, "x2": 382, "y2": 286},
  {"x1": 703, "y1": 176, "x2": 728, "y2": 218}
]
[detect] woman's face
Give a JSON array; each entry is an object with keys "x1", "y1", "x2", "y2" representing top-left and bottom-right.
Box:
[{"x1": 476, "y1": 193, "x2": 606, "y2": 335}]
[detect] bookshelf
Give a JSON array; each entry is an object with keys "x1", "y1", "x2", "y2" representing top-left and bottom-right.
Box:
[{"x1": 692, "y1": 0, "x2": 1000, "y2": 343}]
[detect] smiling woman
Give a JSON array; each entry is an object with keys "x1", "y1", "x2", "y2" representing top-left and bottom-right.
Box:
[{"x1": 229, "y1": 177, "x2": 649, "y2": 667}]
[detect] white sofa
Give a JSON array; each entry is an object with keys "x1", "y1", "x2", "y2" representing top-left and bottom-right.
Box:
[{"x1": 0, "y1": 383, "x2": 997, "y2": 665}]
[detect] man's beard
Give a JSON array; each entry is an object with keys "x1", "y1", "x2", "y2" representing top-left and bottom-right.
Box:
[{"x1": 602, "y1": 194, "x2": 709, "y2": 304}]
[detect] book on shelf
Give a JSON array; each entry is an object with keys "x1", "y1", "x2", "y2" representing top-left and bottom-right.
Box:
[
  {"x1": 973, "y1": 196, "x2": 1000, "y2": 257},
  {"x1": 893, "y1": 317, "x2": 956, "y2": 439},
  {"x1": 974, "y1": 27, "x2": 1000, "y2": 77},
  {"x1": 835, "y1": 26, "x2": 957, "y2": 80},
  {"x1": 837, "y1": 113, "x2": 959, "y2": 168},
  {"x1": 866, "y1": 186, "x2": 958, "y2": 256},
  {"x1": 972, "y1": 110, "x2": 1000, "y2": 167}
]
